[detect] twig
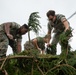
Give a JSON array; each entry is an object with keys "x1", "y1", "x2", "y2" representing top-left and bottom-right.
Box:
[
  {"x1": 0, "y1": 55, "x2": 34, "y2": 61},
  {"x1": 45, "y1": 64, "x2": 76, "y2": 75},
  {"x1": 37, "y1": 64, "x2": 45, "y2": 75},
  {"x1": 31, "y1": 59, "x2": 34, "y2": 75},
  {"x1": 0, "y1": 56, "x2": 8, "y2": 70},
  {"x1": 4, "y1": 69, "x2": 8, "y2": 75}
]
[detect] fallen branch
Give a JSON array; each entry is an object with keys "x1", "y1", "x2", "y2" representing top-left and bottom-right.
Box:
[
  {"x1": 0, "y1": 55, "x2": 33, "y2": 62},
  {"x1": 4, "y1": 69, "x2": 8, "y2": 75},
  {"x1": 0, "y1": 56, "x2": 8, "y2": 70},
  {"x1": 45, "y1": 64, "x2": 76, "y2": 75},
  {"x1": 37, "y1": 64, "x2": 45, "y2": 75}
]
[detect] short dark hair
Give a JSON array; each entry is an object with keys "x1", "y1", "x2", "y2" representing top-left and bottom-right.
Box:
[
  {"x1": 46, "y1": 10, "x2": 55, "y2": 17},
  {"x1": 22, "y1": 24, "x2": 29, "y2": 29},
  {"x1": 44, "y1": 34, "x2": 51, "y2": 39}
]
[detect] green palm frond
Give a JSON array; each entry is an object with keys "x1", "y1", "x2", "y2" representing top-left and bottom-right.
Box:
[{"x1": 28, "y1": 12, "x2": 41, "y2": 34}]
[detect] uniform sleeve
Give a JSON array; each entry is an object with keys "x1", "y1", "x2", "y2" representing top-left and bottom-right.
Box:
[
  {"x1": 58, "y1": 14, "x2": 66, "y2": 22},
  {"x1": 61, "y1": 17, "x2": 66, "y2": 21},
  {"x1": 60, "y1": 15, "x2": 68, "y2": 24}
]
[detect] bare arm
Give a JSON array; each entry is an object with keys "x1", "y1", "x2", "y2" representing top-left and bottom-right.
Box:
[
  {"x1": 17, "y1": 41, "x2": 21, "y2": 53},
  {"x1": 61, "y1": 18, "x2": 70, "y2": 32},
  {"x1": 4, "y1": 23, "x2": 11, "y2": 34},
  {"x1": 32, "y1": 39, "x2": 42, "y2": 51}
]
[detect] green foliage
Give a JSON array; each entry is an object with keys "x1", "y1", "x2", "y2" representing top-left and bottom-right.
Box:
[
  {"x1": 0, "y1": 50, "x2": 76, "y2": 75},
  {"x1": 59, "y1": 29, "x2": 72, "y2": 47},
  {"x1": 59, "y1": 29, "x2": 73, "y2": 59},
  {"x1": 0, "y1": 28, "x2": 74, "y2": 75},
  {"x1": 28, "y1": 12, "x2": 41, "y2": 34}
]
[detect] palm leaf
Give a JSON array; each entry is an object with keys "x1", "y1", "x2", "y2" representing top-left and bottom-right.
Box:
[{"x1": 28, "y1": 12, "x2": 41, "y2": 35}]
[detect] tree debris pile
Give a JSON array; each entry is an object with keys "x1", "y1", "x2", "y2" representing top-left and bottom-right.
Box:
[{"x1": 0, "y1": 49, "x2": 76, "y2": 75}]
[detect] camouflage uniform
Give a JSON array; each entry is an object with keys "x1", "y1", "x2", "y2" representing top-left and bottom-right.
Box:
[
  {"x1": 47, "y1": 14, "x2": 72, "y2": 55},
  {"x1": 24, "y1": 37, "x2": 45, "y2": 50},
  {"x1": 0, "y1": 22, "x2": 22, "y2": 57}
]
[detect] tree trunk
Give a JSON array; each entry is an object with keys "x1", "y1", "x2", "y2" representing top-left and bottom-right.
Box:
[{"x1": 28, "y1": 31, "x2": 31, "y2": 50}]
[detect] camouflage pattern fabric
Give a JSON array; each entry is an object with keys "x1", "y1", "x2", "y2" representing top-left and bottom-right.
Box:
[
  {"x1": 48, "y1": 14, "x2": 66, "y2": 33},
  {"x1": 0, "y1": 32, "x2": 9, "y2": 57},
  {"x1": 47, "y1": 14, "x2": 72, "y2": 55},
  {"x1": 9, "y1": 39, "x2": 18, "y2": 54},
  {"x1": 36, "y1": 37, "x2": 45, "y2": 50},
  {"x1": 24, "y1": 41, "x2": 36, "y2": 50},
  {"x1": 0, "y1": 22, "x2": 22, "y2": 42},
  {"x1": 24, "y1": 37, "x2": 45, "y2": 50},
  {"x1": 50, "y1": 33, "x2": 61, "y2": 54},
  {"x1": 0, "y1": 22, "x2": 22, "y2": 57}
]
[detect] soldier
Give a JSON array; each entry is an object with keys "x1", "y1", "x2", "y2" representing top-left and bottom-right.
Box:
[
  {"x1": 46, "y1": 10, "x2": 72, "y2": 55},
  {"x1": 0, "y1": 22, "x2": 29, "y2": 57},
  {"x1": 24, "y1": 34, "x2": 51, "y2": 54}
]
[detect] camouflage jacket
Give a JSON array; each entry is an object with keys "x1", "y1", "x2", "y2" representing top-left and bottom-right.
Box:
[
  {"x1": 32, "y1": 37, "x2": 45, "y2": 50},
  {"x1": 0, "y1": 22, "x2": 22, "y2": 42},
  {"x1": 48, "y1": 14, "x2": 69, "y2": 33}
]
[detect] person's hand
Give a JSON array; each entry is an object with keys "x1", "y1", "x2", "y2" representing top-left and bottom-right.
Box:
[
  {"x1": 7, "y1": 33, "x2": 13, "y2": 39},
  {"x1": 47, "y1": 43, "x2": 51, "y2": 47},
  {"x1": 37, "y1": 48, "x2": 43, "y2": 54},
  {"x1": 38, "y1": 47, "x2": 42, "y2": 51}
]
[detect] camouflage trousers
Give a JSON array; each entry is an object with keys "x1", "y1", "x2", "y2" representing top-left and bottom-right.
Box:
[
  {"x1": 50, "y1": 33, "x2": 61, "y2": 55},
  {"x1": 24, "y1": 41, "x2": 36, "y2": 50},
  {"x1": 0, "y1": 31, "x2": 17, "y2": 58}
]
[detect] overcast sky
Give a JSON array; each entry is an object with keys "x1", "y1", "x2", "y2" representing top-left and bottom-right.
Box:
[{"x1": 0, "y1": 0, "x2": 76, "y2": 55}]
